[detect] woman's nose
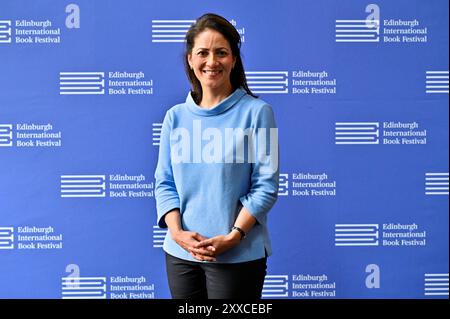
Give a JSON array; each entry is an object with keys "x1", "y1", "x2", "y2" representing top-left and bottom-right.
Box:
[{"x1": 206, "y1": 54, "x2": 218, "y2": 66}]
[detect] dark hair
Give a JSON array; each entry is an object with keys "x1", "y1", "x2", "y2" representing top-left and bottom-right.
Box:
[{"x1": 184, "y1": 13, "x2": 257, "y2": 104}]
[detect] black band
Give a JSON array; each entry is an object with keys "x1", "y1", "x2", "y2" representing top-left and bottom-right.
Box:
[{"x1": 231, "y1": 226, "x2": 246, "y2": 240}]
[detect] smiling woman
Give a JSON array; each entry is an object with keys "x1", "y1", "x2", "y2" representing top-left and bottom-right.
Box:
[
  {"x1": 188, "y1": 29, "x2": 235, "y2": 101},
  {"x1": 184, "y1": 13, "x2": 256, "y2": 108},
  {"x1": 154, "y1": 13, "x2": 279, "y2": 299}
]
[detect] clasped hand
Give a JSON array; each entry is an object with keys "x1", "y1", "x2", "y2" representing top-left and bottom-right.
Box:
[{"x1": 172, "y1": 230, "x2": 241, "y2": 262}]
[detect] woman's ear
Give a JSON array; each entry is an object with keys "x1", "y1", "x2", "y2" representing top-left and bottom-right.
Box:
[{"x1": 188, "y1": 54, "x2": 193, "y2": 70}]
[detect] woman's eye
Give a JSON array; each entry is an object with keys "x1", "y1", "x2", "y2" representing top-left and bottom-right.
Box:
[
  {"x1": 198, "y1": 51, "x2": 207, "y2": 56},
  {"x1": 217, "y1": 51, "x2": 227, "y2": 56}
]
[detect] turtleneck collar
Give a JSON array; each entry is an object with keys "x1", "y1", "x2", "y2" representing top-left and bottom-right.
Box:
[{"x1": 185, "y1": 88, "x2": 247, "y2": 117}]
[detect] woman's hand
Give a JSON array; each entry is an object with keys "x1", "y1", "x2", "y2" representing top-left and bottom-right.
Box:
[
  {"x1": 171, "y1": 230, "x2": 217, "y2": 262},
  {"x1": 190, "y1": 231, "x2": 241, "y2": 258}
]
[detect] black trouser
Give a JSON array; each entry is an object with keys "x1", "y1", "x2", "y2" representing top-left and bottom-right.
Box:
[{"x1": 165, "y1": 253, "x2": 267, "y2": 299}]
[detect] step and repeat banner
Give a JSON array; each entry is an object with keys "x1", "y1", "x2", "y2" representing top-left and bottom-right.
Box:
[{"x1": 0, "y1": 0, "x2": 448, "y2": 299}]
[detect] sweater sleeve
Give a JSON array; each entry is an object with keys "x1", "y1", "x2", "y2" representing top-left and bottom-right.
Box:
[
  {"x1": 154, "y1": 110, "x2": 180, "y2": 228},
  {"x1": 239, "y1": 104, "x2": 279, "y2": 225}
]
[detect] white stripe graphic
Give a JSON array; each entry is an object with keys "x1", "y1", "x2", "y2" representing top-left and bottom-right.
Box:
[
  {"x1": 425, "y1": 173, "x2": 449, "y2": 195},
  {"x1": 0, "y1": 227, "x2": 14, "y2": 249},
  {"x1": 151, "y1": 20, "x2": 195, "y2": 42},
  {"x1": 152, "y1": 123, "x2": 163, "y2": 146},
  {"x1": 262, "y1": 275, "x2": 289, "y2": 298},
  {"x1": 278, "y1": 174, "x2": 289, "y2": 196},
  {"x1": 59, "y1": 72, "x2": 105, "y2": 95},
  {"x1": 335, "y1": 19, "x2": 380, "y2": 43},
  {"x1": 61, "y1": 277, "x2": 107, "y2": 299},
  {"x1": 246, "y1": 71, "x2": 289, "y2": 94},
  {"x1": 153, "y1": 225, "x2": 167, "y2": 248},
  {"x1": 335, "y1": 122, "x2": 379, "y2": 144},
  {"x1": 60, "y1": 175, "x2": 106, "y2": 198},
  {"x1": 426, "y1": 71, "x2": 449, "y2": 94},
  {"x1": 0, "y1": 124, "x2": 13, "y2": 147},
  {"x1": 424, "y1": 274, "x2": 449, "y2": 296},
  {"x1": 335, "y1": 224, "x2": 379, "y2": 246},
  {"x1": 0, "y1": 20, "x2": 12, "y2": 43}
]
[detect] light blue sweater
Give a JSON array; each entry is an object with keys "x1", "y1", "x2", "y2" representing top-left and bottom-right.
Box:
[{"x1": 154, "y1": 88, "x2": 279, "y2": 263}]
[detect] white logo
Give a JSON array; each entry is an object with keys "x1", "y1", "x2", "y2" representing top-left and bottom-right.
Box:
[
  {"x1": 291, "y1": 274, "x2": 336, "y2": 298},
  {"x1": 0, "y1": 123, "x2": 62, "y2": 148},
  {"x1": 278, "y1": 174, "x2": 289, "y2": 196},
  {"x1": 61, "y1": 174, "x2": 153, "y2": 198},
  {"x1": 61, "y1": 277, "x2": 107, "y2": 299},
  {"x1": 152, "y1": 123, "x2": 162, "y2": 146},
  {"x1": 0, "y1": 20, "x2": 12, "y2": 43},
  {"x1": 426, "y1": 71, "x2": 449, "y2": 94},
  {"x1": 59, "y1": 71, "x2": 153, "y2": 95},
  {"x1": 60, "y1": 175, "x2": 106, "y2": 198},
  {"x1": 59, "y1": 72, "x2": 105, "y2": 95},
  {"x1": 335, "y1": 122, "x2": 379, "y2": 144},
  {"x1": 62, "y1": 264, "x2": 107, "y2": 299},
  {"x1": 337, "y1": 4, "x2": 429, "y2": 44},
  {"x1": 152, "y1": 225, "x2": 166, "y2": 248},
  {"x1": 424, "y1": 273, "x2": 449, "y2": 296},
  {"x1": 335, "y1": 4, "x2": 380, "y2": 42},
  {"x1": 245, "y1": 71, "x2": 288, "y2": 94},
  {"x1": 291, "y1": 70, "x2": 337, "y2": 95},
  {"x1": 335, "y1": 224, "x2": 379, "y2": 246},
  {"x1": 0, "y1": 124, "x2": 13, "y2": 147},
  {"x1": 425, "y1": 173, "x2": 449, "y2": 195},
  {"x1": 365, "y1": 264, "x2": 380, "y2": 288},
  {"x1": 262, "y1": 275, "x2": 289, "y2": 298},
  {"x1": 15, "y1": 226, "x2": 63, "y2": 250},
  {"x1": 0, "y1": 227, "x2": 14, "y2": 249},
  {"x1": 65, "y1": 4, "x2": 80, "y2": 29},
  {"x1": 284, "y1": 172, "x2": 337, "y2": 197},
  {"x1": 151, "y1": 20, "x2": 195, "y2": 43}
]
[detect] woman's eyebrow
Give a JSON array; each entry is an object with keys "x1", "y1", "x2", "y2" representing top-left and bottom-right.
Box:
[{"x1": 196, "y1": 47, "x2": 228, "y2": 50}]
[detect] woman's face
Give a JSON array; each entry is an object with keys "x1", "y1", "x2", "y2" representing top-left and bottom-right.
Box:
[{"x1": 188, "y1": 28, "x2": 236, "y2": 94}]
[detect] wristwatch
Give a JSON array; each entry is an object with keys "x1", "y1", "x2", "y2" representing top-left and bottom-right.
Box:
[{"x1": 231, "y1": 226, "x2": 246, "y2": 240}]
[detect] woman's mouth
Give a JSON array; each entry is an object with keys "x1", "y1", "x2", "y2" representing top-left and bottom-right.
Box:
[{"x1": 203, "y1": 69, "x2": 222, "y2": 76}]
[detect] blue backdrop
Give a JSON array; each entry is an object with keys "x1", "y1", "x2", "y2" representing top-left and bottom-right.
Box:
[{"x1": 0, "y1": 0, "x2": 448, "y2": 299}]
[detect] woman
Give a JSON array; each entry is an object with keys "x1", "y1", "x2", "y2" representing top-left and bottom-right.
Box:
[{"x1": 155, "y1": 13, "x2": 279, "y2": 299}]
